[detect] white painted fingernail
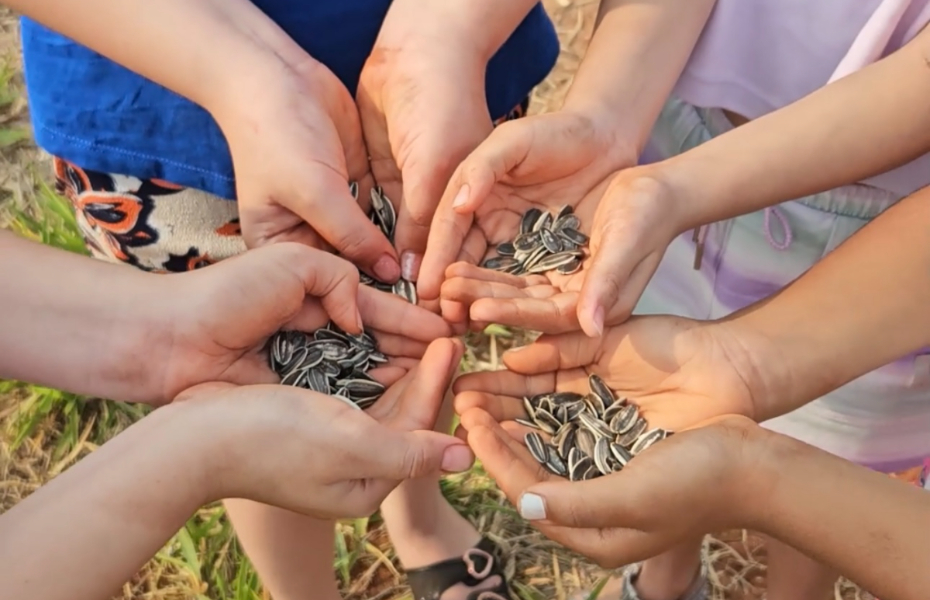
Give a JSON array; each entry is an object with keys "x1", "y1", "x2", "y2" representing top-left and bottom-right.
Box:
[{"x1": 519, "y1": 492, "x2": 547, "y2": 521}]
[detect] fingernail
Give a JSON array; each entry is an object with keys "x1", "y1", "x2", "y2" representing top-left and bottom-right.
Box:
[
  {"x1": 441, "y1": 444, "x2": 474, "y2": 472},
  {"x1": 519, "y1": 492, "x2": 547, "y2": 521},
  {"x1": 401, "y1": 251, "x2": 422, "y2": 281},
  {"x1": 452, "y1": 184, "x2": 470, "y2": 209},
  {"x1": 592, "y1": 306, "x2": 605, "y2": 337},
  {"x1": 373, "y1": 254, "x2": 400, "y2": 283},
  {"x1": 355, "y1": 309, "x2": 365, "y2": 333}
]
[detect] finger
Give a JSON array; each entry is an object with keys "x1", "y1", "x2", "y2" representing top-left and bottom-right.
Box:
[
  {"x1": 285, "y1": 170, "x2": 401, "y2": 285},
  {"x1": 464, "y1": 410, "x2": 656, "y2": 564},
  {"x1": 577, "y1": 181, "x2": 658, "y2": 338},
  {"x1": 272, "y1": 244, "x2": 364, "y2": 335},
  {"x1": 501, "y1": 332, "x2": 603, "y2": 374},
  {"x1": 367, "y1": 366, "x2": 408, "y2": 387},
  {"x1": 453, "y1": 391, "x2": 527, "y2": 422},
  {"x1": 284, "y1": 298, "x2": 333, "y2": 333},
  {"x1": 419, "y1": 177, "x2": 476, "y2": 301},
  {"x1": 452, "y1": 368, "x2": 560, "y2": 398},
  {"x1": 469, "y1": 295, "x2": 582, "y2": 334},
  {"x1": 368, "y1": 331, "x2": 431, "y2": 359},
  {"x1": 447, "y1": 121, "x2": 533, "y2": 214},
  {"x1": 355, "y1": 428, "x2": 474, "y2": 480},
  {"x1": 441, "y1": 277, "x2": 556, "y2": 307},
  {"x1": 358, "y1": 286, "x2": 451, "y2": 341},
  {"x1": 440, "y1": 298, "x2": 470, "y2": 330},
  {"x1": 605, "y1": 251, "x2": 664, "y2": 327},
  {"x1": 458, "y1": 226, "x2": 489, "y2": 268},
  {"x1": 396, "y1": 338, "x2": 463, "y2": 431},
  {"x1": 173, "y1": 381, "x2": 238, "y2": 403},
  {"x1": 445, "y1": 261, "x2": 548, "y2": 288}
]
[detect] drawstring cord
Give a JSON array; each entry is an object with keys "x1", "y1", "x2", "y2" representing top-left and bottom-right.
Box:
[{"x1": 691, "y1": 206, "x2": 793, "y2": 270}]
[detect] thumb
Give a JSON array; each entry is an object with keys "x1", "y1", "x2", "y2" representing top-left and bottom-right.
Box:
[
  {"x1": 357, "y1": 429, "x2": 475, "y2": 480},
  {"x1": 576, "y1": 197, "x2": 644, "y2": 338},
  {"x1": 450, "y1": 121, "x2": 532, "y2": 214},
  {"x1": 283, "y1": 245, "x2": 364, "y2": 335},
  {"x1": 417, "y1": 122, "x2": 527, "y2": 300},
  {"x1": 517, "y1": 475, "x2": 633, "y2": 529}
]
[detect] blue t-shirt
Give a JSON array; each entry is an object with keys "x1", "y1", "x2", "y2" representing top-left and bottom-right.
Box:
[{"x1": 20, "y1": 1, "x2": 558, "y2": 200}]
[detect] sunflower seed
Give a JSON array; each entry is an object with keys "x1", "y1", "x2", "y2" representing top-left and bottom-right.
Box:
[
  {"x1": 532, "y1": 408, "x2": 561, "y2": 435},
  {"x1": 610, "y1": 404, "x2": 641, "y2": 435},
  {"x1": 575, "y1": 427, "x2": 597, "y2": 458},
  {"x1": 545, "y1": 451, "x2": 568, "y2": 477},
  {"x1": 593, "y1": 437, "x2": 613, "y2": 475},
  {"x1": 609, "y1": 443, "x2": 633, "y2": 467},
  {"x1": 520, "y1": 375, "x2": 673, "y2": 481},
  {"x1": 482, "y1": 256, "x2": 521, "y2": 271},
  {"x1": 540, "y1": 228, "x2": 563, "y2": 253},
  {"x1": 525, "y1": 432, "x2": 549, "y2": 464},
  {"x1": 631, "y1": 428, "x2": 668, "y2": 455},
  {"x1": 521, "y1": 208, "x2": 543, "y2": 234},
  {"x1": 496, "y1": 241, "x2": 516, "y2": 257},
  {"x1": 616, "y1": 417, "x2": 648, "y2": 448}
]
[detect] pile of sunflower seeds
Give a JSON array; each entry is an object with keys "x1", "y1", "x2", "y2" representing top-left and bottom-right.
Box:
[
  {"x1": 268, "y1": 323, "x2": 388, "y2": 410},
  {"x1": 482, "y1": 205, "x2": 588, "y2": 276},
  {"x1": 267, "y1": 183, "x2": 414, "y2": 408},
  {"x1": 352, "y1": 182, "x2": 417, "y2": 305},
  {"x1": 520, "y1": 374, "x2": 673, "y2": 481}
]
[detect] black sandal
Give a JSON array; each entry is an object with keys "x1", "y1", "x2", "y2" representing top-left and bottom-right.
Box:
[{"x1": 406, "y1": 537, "x2": 512, "y2": 600}]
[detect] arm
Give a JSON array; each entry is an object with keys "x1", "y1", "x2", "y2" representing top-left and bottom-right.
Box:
[
  {"x1": 750, "y1": 428, "x2": 929, "y2": 600},
  {"x1": 6, "y1": 0, "x2": 304, "y2": 121},
  {"x1": 373, "y1": 0, "x2": 540, "y2": 64},
  {"x1": 0, "y1": 344, "x2": 469, "y2": 600},
  {"x1": 662, "y1": 24, "x2": 930, "y2": 229},
  {"x1": 563, "y1": 0, "x2": 717, "y2": 154},
  {"x1": 713, "y1": 184, "x2": 930, "y2": 419},
  {"x1": 0, "y1": 402, "x2": 214, "y2": 600},
  {"x1": 0, "y1": 231, "x2": 171, "y2": 401}
]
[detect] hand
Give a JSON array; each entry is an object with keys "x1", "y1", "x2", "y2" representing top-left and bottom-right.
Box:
[
  {"x1": 418, "y1": 111, "x2": 634, "y2": 318},
  {"x1": 437, "y1": 167, "x2": 683, "y2": 336},
  {"x1": 460, "y1": 408, "x2": 771, "y2": 567},
  {"x1": 357, "y1": 6, "x2": 495, "y2": 283},
  {"x1": 453, "y1": 316, "x2": 760, "y2": 435},
  {"x1": 150, "y1": 243, "x2": 451, "y2": 404},
  {"x1": 216, "y1": 55, "x2": 401, "y2": 283},
  {"x1": 180, "y1": 338, "x2": 474, "y2": 519}
]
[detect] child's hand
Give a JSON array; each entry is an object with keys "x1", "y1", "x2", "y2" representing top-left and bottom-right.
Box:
[
  {"x1": 418, "y1": 112, "x2": 634, "y2": 313},
  {"x1": 357, "y1": 21, "x2": 493, "y2": 283},
  {"x1": 460, "y1": 408, "x2": 769, "y2": 568},
  {"x1": 453, "y1": 315, "x2": 760, "y2": 435},
  {"x1": 216, "y1": 57, "x2": 402, "y2": 284},
  {"x1": 437, "y1": 167, "x2": 684, "y2": 336},
  {"x1": 151, "y1": 243, "x2": 450, "y2": 404},
  {"x1": 177, "y1": 339, "x2": 473, "y2": 519}
]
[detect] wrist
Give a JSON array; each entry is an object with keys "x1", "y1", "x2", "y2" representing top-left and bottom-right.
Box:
[
  {"x1": 148, "y1": 400, "x2": 235, "y2": 507},
  {"x1": 375, "y1": 1, "x2": 535, "y2": 63},
  {"x1": 728, "y1": 422, "x2": 793, "y2": 532},
  {"x1": 705, "y1": 313, "x2": 802, "y2": 423}
]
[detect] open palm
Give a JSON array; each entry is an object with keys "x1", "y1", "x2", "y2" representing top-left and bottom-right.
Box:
[
  {"x1": 419, "y1": 112, "x2": 631, "y2": 305},
  {"x1": 453, "y1": 316, "x2": 757, "y2": 434}
]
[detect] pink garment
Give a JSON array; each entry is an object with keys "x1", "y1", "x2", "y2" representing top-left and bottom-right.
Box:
[{"x1": 673, "y1": 0, "x2": 930, "y2": 197}]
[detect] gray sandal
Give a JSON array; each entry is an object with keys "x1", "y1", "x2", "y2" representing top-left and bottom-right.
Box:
[{"x1": 619, "y1": 562, "x2": 709, "y2": 600}]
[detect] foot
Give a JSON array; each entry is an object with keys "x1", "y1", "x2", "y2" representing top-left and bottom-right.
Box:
[
  {"x1": 405, "y1": 537, "x2": 512, "y2": 600},
  {"x1": 621, "y1": 563, "x2": 708, "y2": 600}
]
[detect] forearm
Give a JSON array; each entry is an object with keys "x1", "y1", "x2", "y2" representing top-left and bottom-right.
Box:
[
  {"x1": 663, "y1": 26, "x2": 930, "y2": 230},
  {"x1": 563, "y1": 0, "x2": 716, "y2": 154},
  {"x1": 6, "y1": 0, "x2": 307, "y2": 119},
  {"x1": 0, "y1": 231, "x2": 171, "y2": 402},
  {"x1": 0, "y1": 403, "x2": 215, "y2": 600},
  {"x1": 375, "y1": 0, "x2": 539, "y2": 63},
  {"x1": 716, "y1": 186, "x2": 930, "y2": 419},
  {"x1": 748, "y1": 430, "x2": 929, "y2": 600}
]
